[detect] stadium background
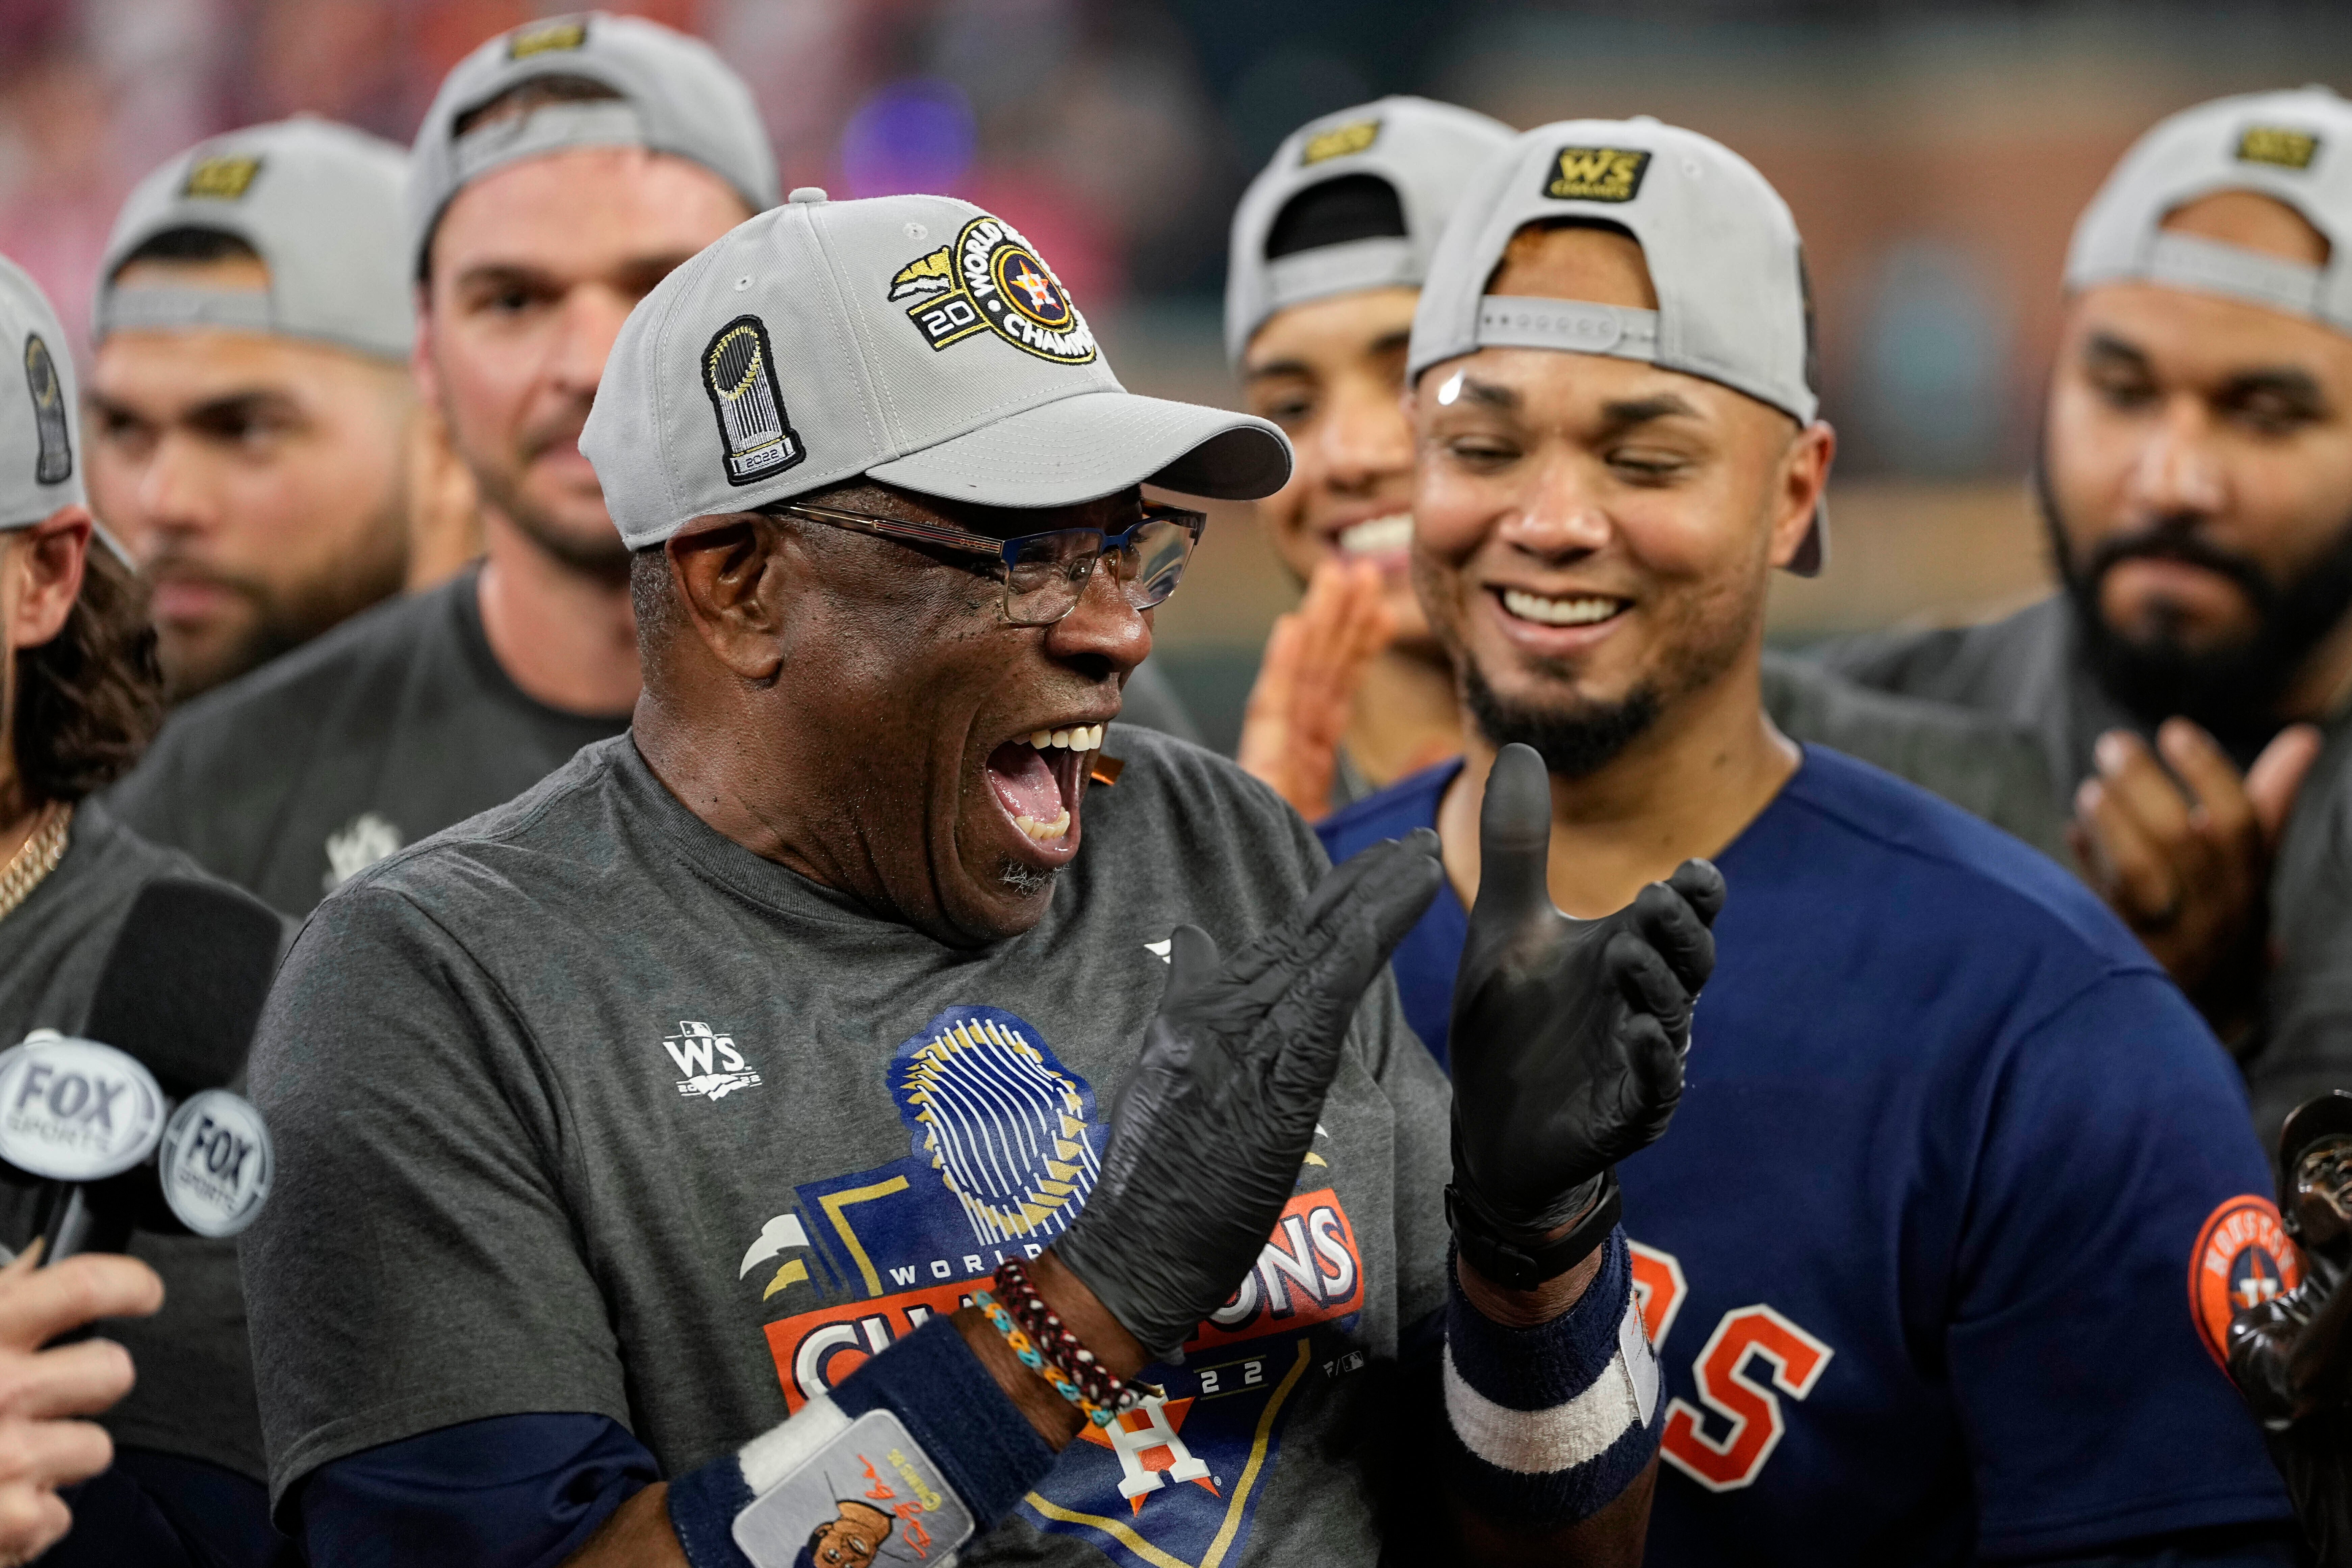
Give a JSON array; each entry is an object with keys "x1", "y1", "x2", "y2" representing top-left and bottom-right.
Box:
[{"x1": 5, "y1": 0, "x2": 2348, "y2": 750}]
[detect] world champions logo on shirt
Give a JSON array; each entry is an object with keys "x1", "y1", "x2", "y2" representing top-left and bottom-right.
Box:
[{"x1": 743, "y1": 1004, "x2": 1367, "y2": 1568}]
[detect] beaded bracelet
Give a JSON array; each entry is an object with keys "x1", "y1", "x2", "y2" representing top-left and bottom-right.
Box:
[
  {"x1": 993, "y1": 1259, "x2": 1143, "y2": 1414},
  {"x1": 972, "y1": 1287, "x2": 1117, "y2": 1428}
]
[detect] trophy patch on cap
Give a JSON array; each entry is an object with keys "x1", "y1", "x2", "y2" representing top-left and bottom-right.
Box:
[
  {"x1": 701, "y1": 316, "x2": 803, "y2": 486},
  {"x1": 888, "y1": 215, "x2": 1097, "y2": 366},
  {"x1": 1301, "y1": 119, "x2": 1380, "y2": 166},
  {"x1": 183, "y1": 155, "x2": 261, "y2": 201},
  {"x1": 21, "y1": 335, "x2": 70, "y2": 485},
  {"x1": 2237, "y1": 125, "x2": 2320, "y2": 171},
  {"x1": 1542, "y1": 147, "x2": 1652, "y2": 203},
  {"x1": 508, "y1": 18, "x2": 588, "y2": 58}
]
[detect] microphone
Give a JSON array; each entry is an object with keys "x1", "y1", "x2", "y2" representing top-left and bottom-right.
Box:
[{"x1": 0, "y1": 878, "x2": 282, "y2": 1262}]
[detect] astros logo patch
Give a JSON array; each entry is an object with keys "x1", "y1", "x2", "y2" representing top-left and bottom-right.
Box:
[
  {"x1": 21, "y1": 335, "x2": 69, "y2": 485},
  {"x1": 182, "y1": 155, "x2": 260, "y2": 200},
  {"x1": 2190, "y1": 1194, "x2": 2301, "y2": 1364},
  {"x1": 888, "y1": 215, "x2": 1097, "y2": 365},
  {"x1": 1301, "y1": 118, "x2": 1380, "y2": 166},
  {"x1": 700, "y1": 315, "x2": 803, "y2": 486},
  {"x1": 508, "y1": 18, "x2": 588, "y2": 58},
  {"x1": 2237, "y1": 125, "x2": 2320, "y2": 171},
  {"x1": 1543, "y1": 146, "x2": 1652, "y2": 203}
]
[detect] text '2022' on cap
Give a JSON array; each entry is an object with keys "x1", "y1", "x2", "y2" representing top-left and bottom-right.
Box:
[
  {"x1": 1409, "y1": 116, "x2": 1826, "y2": 575},
  {"x1": 1, "y1": 256, "x2": 85, "y2": 531},
  {"x1": 408, "y1": 10, "x2": 781, "y2": 275},
  {"x1": 95, "y1": 116, "x2": 412, "y2": 361},
  {"x1": 583, "y1": 189, "x2": 1292, "y2": 550},
  {"x1": 1225, "y1": 96, "x2": 1515, "y2": 365},
  {"x1": 2070, "y1": 85, "x2": 2352, "y2": 335}
]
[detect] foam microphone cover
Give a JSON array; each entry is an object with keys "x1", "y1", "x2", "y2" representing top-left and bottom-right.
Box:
[{"x1": 82, "y1": 877, "x2": 283, "y2": 1097}]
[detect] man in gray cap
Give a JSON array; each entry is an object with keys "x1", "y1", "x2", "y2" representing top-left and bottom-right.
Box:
[
  {"x1": 106, "y1": 13, "x2": 771, "y2": 917},
  {"x1": 0, "y1": 255, "x2": 290, "y2": 1566},
  {"x1": 83, "y1": 115, "x2": 418, "y2": 702},
  {"x1": 1225, "y1": 100, "x2": 2065, "y2": 852},
  {"x1": 1321, "y1": 115, "x2": 2297, "y2": 1563},
  {"x1": 238, "y1": 186, "x2": 1727, "y2": 1567},
  {"x1": 1823, "y1": 87, "x2": 2352, "y2": 1145}
]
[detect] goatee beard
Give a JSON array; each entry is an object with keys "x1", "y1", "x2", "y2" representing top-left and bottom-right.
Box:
[
  {"x1": 1461, "y1": 661, "x2": 1663, "y2": 781},
  {"x1": 2039, "y1": 464, "x2": 2352, "y2": 761}
]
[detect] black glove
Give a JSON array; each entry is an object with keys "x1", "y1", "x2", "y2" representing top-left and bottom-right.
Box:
[
  {"x1": 1448, "y1": 744, "x2": 1724, "y2": 1283},
  {"x1": 1056, "y1": 830, "x2": 1443, "y2": 1358}
]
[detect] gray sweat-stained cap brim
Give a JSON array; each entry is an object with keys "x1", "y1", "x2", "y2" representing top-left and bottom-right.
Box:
[
  {"x1": 1224, "y1": 96, "x2": 1515, "y2": 365},
  {"x1": 95, "y1": 117, "x2": 411, "y2": 361},
  {"x1": 582, "y1": 191, "x2": 1289, "y2": 549},
  {"x1": 2068, "y1": 85, "x2": 2352, "y2": 335},
  {"x1": 1410, "y1": 117, "x2": 1826, "y2": 575},
  {"x1": 408, "y1": 11, "x2": 780, "y2": 276}
]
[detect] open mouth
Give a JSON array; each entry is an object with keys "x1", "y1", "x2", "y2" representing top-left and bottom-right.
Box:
[
  {"x1": 1332, "y1": 513, "x2": 1413, "y2": 560},
  {"x1": 983, "y1": 722, "x2": 1106, "y2": 845},
  {"x1": 1498, "y1": 588, "x2": 1630, "y2": 628}
]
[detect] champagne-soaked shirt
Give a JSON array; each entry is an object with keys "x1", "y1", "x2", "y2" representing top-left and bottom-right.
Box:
[{"x1": 241, "y1": 728, "x2": 1453, "y2": 1568}]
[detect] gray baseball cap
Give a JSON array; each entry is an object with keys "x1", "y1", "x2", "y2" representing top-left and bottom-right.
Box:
[
  {"x1": 94, "y1": 117, "x2": 411, "y2": 362},
  {"x1": 2069, "y1": 86, "x2": 2352, "y2": 334},
  {"x1": 1410, "y1": 117, "x2": 1825, "y2": 575},
  {"x1": 582, "y1": 190, "x2": 1290, "y2": 550},
  {"x1": 1, "y1": 256, "x2": 84, "y2": 531},
  {"x1": 409, "y1": 11, "x2": 780, "y2": 277},
  {"x1": 1225, "y1": 96, "x2": 1515, "y2": 365}
]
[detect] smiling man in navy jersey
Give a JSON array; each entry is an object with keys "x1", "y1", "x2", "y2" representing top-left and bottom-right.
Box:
[{"x1": 1320, "y1": 117, "x2": 2298, "y2": 1563}]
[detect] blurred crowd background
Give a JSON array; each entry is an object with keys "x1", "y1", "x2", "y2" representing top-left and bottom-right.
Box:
[{"x1": 7, "y1": 0, "x2": 2352, "y2": 748}]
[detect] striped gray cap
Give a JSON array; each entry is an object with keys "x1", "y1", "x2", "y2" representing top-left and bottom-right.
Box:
[
  {"x1": 1225, "y1": 97, "x2": 1514, "y2": 366},
  {"x1": 1, "y1": 255, "x2": 84, "y2": 531},
  {"x1": 2069, "y1": 86, "x2": 2352, "y2": 334},
  {"x1": 95, "y1": 117, "x2": 411, "y2": 361},
  {"x1": 1409, "y1": 117, "x2": 1825, "y2": 575},
  {"x1": 582, "y1": 190, "x2": 1289, "y2": 549},
  {"x1": 408, "y1": 12, "x2": 779, "y2": 277}
]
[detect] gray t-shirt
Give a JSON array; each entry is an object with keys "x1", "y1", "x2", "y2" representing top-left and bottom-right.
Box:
[
  {"x1": 0, "y1": 799, "x2": 272, "y2": 1479},
  {"x1": 107, "y1": 565, "x2": 632, "y2": 918},
  {"x1": 243, "y1": 728, "x2": 1453, "y2": 1566},
  {"x1": 1819, "y1": 595, "x2": 2352, "y2": 1152}
]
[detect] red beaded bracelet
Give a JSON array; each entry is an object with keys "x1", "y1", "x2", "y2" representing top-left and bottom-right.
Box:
[{"x1": 992, "y1": 1259, "x2": 1153, "y2": 1416}]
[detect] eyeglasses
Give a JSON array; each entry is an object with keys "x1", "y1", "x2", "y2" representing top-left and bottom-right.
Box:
[{"x1": 768, "y1": 499, "x2": 1207, "y2": 628}]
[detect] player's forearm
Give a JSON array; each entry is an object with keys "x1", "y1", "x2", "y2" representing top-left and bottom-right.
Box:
[{"x1": 1438, "y1": 1229, "x2": 1664, "y2": 1563}]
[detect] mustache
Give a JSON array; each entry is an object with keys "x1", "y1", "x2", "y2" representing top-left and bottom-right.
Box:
[
  {"x1": 2066, "y1": 511, "x2": 2276, "y2": 610},
  {"x1": 140, "y1": 545, "x2": 271, "y2": 603},
  {"x1": 517, "y1": 403, "x2": 592, "y2": 466}
]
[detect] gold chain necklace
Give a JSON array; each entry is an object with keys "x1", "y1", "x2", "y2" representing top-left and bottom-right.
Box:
[{"x1": 0, "y1": 802, "x2": 71, "y2": 924}]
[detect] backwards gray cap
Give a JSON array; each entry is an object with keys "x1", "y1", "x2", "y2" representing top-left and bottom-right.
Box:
[
  {"x1": 409, "y1": 11, "x2": 780, "y2": 276},
  {"x1": 1, "y1": 256, "x2": 83, "y2": 532},
  {"x1": 1224, "y1": 96, "x2": 1515, "y2": 365},
  {"x1": 2069, "y1": 86, "x2": 2352, "y2": 333},
  {"x1": 1410, "y1": 117, "x2": 1825, "y2": 575},
  {"x1": 583, "y1": 190, "x2": 1290, "y2": 549},
  {"x1": 95, "y1": 116, "x2": 411, "y2": 361}
]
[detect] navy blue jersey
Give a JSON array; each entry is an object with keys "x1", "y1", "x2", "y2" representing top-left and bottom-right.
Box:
[{"x1": 1320, "y1": 746, "x2": 2294, "y2": 1562}]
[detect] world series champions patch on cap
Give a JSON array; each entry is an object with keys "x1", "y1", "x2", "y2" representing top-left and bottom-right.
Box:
[
  {"x1": 22, "y1": 334, "x2": 70, "y2": 485},
  {"x1": 507, "y1": 17, "x2": 588, "y2": 58},
  {"x1": 1301, "y1": 118, "x2": 1379, "y2": 166},
  {"x1": 1541, "y1": 146, "x2": 1651, "y2": 203},
  {"x1": 888, "y1": 215, "x2": 1097, "y2": 365},
  {"x1": 182, "y1": 154, "x2": 262, "y2": 200},
  {"x1": 701, "y1": 316, "x2": 803, "y2": 485}
]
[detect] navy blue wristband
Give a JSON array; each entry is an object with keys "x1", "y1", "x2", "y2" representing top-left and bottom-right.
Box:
[{"x1": 1440, "y1": 1227, "x2": 1663, "y2": 1528}]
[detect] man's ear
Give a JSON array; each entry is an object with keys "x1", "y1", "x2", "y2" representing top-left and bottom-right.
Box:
[
  {"x1": 1766, "y1": 419, "x2": 1835, "y2": 571},
  {"x1": 4, "y1": 505, "x2": 94, "y2": 653},
  {"x1": 668, "y1": 514, "x2": 794, "y2": 682}
]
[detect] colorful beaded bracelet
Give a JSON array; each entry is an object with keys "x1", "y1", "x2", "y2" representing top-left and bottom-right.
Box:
[
  {"x1": 973, "y1": 1288, "x2": 1118, "y2": 1428},
  {"x1": 993, "y1": 1259, "x2": 1147, "y2": 1415}
]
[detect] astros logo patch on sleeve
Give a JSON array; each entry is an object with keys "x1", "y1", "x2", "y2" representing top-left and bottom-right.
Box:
[
  {"x1": 701, "y1": 316, "x2": 804, "y2": 485},
  {"x1": 2237, "y1": 125, "x2": 2320, "y2": 170},
  {"x1": 21, "y1": 335, "x2": 70, "y2": 486},
  {"x1": 2190, "y1": 1194, "x2": 2301, "y2": 1364},
  {"x1": 1300, "y1": 119, "x2": 1380, "y2": 166},
  {"x1": 182, "y1": 155, "x2": 261, "y2": 200},
  {"x1": 1542, "y1": 146, "x2": 1652, "y2": 203},
  {"x1": 887, "y1": 215, "x2": 1098, "y2": 365}
]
